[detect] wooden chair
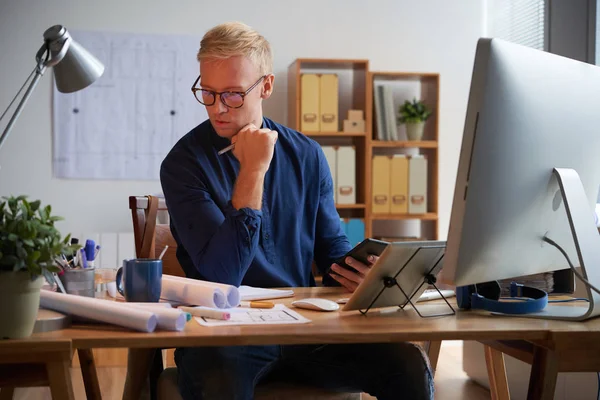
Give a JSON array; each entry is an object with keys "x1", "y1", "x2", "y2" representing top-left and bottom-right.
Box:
[{"x1": 129, "y1": 195, "x2": 444, "y2": 400}]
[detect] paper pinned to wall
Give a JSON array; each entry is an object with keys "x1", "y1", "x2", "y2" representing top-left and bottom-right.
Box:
[{"x1": 52, "y1": 30, "x2": 207, "y2": 180}]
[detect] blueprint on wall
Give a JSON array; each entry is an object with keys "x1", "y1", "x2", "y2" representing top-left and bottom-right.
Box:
[{"x1": 52, "y1": 30, "x2": 208, "y2": 180}]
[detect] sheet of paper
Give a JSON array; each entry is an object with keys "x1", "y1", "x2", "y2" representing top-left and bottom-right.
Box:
[
  {"x1": 52, "y1": 30, "x2": 207, "y2": 180},
  {"x1": 238, "y1": 286, "x2": 294, "y2": 301},
  {"x1": 194, "y1": 304, "x2": 310, "y2": 327}
]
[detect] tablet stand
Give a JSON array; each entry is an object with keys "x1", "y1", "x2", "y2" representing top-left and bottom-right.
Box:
[{"x1": 358, "y1": 253, "x2": 456, "y2": 318}]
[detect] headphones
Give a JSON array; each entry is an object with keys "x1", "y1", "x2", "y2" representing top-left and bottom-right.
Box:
[{"x1": 456, "y1": 281, "x2": 548, "y2": 314}]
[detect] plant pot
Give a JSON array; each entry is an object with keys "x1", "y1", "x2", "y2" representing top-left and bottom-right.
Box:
[
  {"x1": 0, "y1": 271, "x2": 44, "y2": 339},
  {"x1": 406, "y1": 122, "x2": 425, "y2": 141}
]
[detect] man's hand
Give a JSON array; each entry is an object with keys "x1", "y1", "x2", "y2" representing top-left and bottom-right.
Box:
[
  {"x1": 232, "y1": 123, "x2": 278, "y2": 174},
  {"x1": 328, "y1": 255, "x2": 379, "y2": 292}
]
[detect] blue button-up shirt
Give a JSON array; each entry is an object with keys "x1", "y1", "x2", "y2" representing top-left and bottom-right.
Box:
[{"x1": 160, "y1": 117, "x2": 351, "y2": 288}]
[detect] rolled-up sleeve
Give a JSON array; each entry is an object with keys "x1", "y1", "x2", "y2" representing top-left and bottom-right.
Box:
[{"x1": 160, "y1": 152, "x2": 261, "y2": 286}]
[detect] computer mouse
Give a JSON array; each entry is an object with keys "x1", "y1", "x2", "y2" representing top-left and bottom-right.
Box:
[{"x1": 291, "y1": 298, "x2": 340, "y2": 312}]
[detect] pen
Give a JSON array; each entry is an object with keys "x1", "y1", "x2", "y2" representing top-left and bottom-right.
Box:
[
  {"x1": 179, "y1": 306, "x2": 231, "y2": 320},
  {"x1": 239, "y1": 301, "x2": 274, "y2": 309},
  {"x1": 218, "y1": 143, "x2": 234, "y2": 155}
]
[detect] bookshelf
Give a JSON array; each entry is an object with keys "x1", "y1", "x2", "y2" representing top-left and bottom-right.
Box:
[
  {"x1": 287, "y1": 59, "x2": 440, "y2": 241},
  {"x1": 287, "y1": 58, "x2": 371, "y2": 232},
  {"x1": 368, "y1": 71, "x2": 440, "y2": 242}
]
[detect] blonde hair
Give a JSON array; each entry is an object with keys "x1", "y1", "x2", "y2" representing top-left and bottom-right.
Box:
[{"x1": 197, "y1": 22, "x2": 272, "y2": 76}]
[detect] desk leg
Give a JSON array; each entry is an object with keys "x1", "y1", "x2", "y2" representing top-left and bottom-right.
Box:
[
  {"x1": 123, "y1": 348, "x2": 156, "y2": 400},
  {"x1": 0, "y1": 387, "x2": 15, "y2": 400},
  {"x1": 527, "y1": 346, "x2": 558, "y2": 400},
  {"x1": 46, "y1": 359, "x2": 75, "y2": 400},
  {"x1": 484, "y1": 345, "x2": 510, "y2": 400},
  {"x1": 78, "y1": 349, "x2": 102, "y2": 400}
]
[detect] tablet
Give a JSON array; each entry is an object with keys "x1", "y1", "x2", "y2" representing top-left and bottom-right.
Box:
[{"x1": 342, "y1": 240, "x2": 447, "y2": 312}]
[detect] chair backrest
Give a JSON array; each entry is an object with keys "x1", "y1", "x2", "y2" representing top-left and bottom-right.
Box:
[{"x1": 129, "y1": 195, "x2": 185, "y2": 277}]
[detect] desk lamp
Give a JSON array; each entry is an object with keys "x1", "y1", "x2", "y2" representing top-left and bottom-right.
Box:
[{"x1": 0, "y1": 25, "x2": 104, "y2": 152}]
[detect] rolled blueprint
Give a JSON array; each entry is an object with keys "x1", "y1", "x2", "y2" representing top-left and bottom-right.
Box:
[
  {"x1": 161, "y1": 275, "x2": 240, "y2": 308},
  {"x1": 124, "y1": 303, "x2": 188, "y2": 331},
  {"x1": 40, "y1": 290, "x2": 157, "y2": 332}
]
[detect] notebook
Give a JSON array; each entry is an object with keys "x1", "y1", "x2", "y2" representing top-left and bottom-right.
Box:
[{"x1": 238, "y1": 286, "x2": 295, "y2": 301}]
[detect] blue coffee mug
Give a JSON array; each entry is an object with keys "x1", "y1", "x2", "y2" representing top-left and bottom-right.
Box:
[{"x1": 116, "y1": 259, "x2": 162, "y2": 302}]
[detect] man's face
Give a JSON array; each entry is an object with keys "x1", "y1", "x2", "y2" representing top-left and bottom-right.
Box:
[{"x1": 198, "y1": 55, "x2": 272, "y2": 138}]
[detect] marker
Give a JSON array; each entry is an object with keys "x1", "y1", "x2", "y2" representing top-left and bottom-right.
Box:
[
  {"x1": 179, "y1": 306, "x2": 231, "y2": 320},
  {"x1": 239, "y1": 301, "x2": 274, "y2": 309}
]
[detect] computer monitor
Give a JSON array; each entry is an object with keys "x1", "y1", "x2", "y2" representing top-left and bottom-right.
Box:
[{"x1": 439, "y1": 38, "x2": 600, "y2": 321}]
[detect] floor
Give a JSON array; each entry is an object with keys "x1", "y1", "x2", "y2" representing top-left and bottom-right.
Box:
[{"x1": 9, "y1": 341, "x2": 491, "y2": 400}]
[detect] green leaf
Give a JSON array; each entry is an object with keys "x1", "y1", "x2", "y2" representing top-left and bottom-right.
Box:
[{"x1": 30, "y1": 200, "x2": 41, "y2": 212}]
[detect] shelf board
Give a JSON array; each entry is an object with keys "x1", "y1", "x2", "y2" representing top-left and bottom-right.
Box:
[
  {"x1": 305, "y1": 132, "x2": 366, "y2": 137},
  {"x1": 371, "y1": 213, "x2": 438, "y2": 221},
  {"x1": 336, "y1": 204, "x2": 366, "y2": 209},
  {"x1": 371, "y1": 140, "x2": 437, "y2": 148}
]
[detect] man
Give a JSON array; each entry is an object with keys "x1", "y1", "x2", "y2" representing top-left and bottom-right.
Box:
[{"x1": 160, "y1": 21, "x2": 433, "y2": 400}]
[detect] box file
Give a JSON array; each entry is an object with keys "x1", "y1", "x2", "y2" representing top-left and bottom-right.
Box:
[
  {"x1": 321, "y1": 146, "x2": 337, "y2": 203},
  {"x1": 390, "y1": 155, "x2": 409, "y2": 214},
  {"x1": 336, "y1": 146, "x2": 356, "y2": 204},
  {"x1": 372, "y1": 155, "x2": 391, "y2": 213},
  {"x1": 301, "y1": 73, "x2": 320, "y2": 132},
  {"x1": 319, "y1": 74, "x2": 339, "y2": 132},
  {"x1": 408, "y1": 155, "x2": 428, "y2": 214}
]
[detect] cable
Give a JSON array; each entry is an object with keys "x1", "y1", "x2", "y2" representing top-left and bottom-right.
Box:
[
  {"x1": 548, "y1": 298, "x2": 589, "y2": 303},
  {"x1": 542, "y1": 236, "x2": 600, "y2": 297},
  {"x1": 597, "y1": 371, "x2": 599, "y2": 400}
]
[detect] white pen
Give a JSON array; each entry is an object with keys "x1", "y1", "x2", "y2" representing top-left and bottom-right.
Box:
[
  {"x1": 179, "y1": 306, "x2": 231, "y2": 320},
  {"x1": 218, "y1": 143, "x2": 235, "y2": 155}
]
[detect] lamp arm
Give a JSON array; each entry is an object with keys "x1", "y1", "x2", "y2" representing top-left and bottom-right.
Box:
[{"x1": 0, "y1": 62, "x2": 48, "y2": 153}]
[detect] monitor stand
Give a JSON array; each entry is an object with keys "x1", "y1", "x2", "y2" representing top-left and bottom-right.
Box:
[{"x1": 498, "y1": 168, "x2": 600, "y2": 321}]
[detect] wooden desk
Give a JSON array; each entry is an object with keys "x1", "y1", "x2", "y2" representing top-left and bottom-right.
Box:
[{"x1": 25, "y1": 287, "x2": 600, "y2": 400}]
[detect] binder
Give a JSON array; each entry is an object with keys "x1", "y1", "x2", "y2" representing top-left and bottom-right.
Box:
[
  {"x1": 408, "y1": 155, "x2": 428, "y2": 214},
  {"x1": 372, "y1": 155, "x2": 391, "y2": 213},
  {"x1": 301, "y1": 74, "x2": 320, "y2": 132},
  {"x1": 319, "y1": 74, "x2": 339, "y2": 132},
  {"x1": 321, "y1": 146, "x2": 337, "y2": 203},
  {"x1": 336, "y1": 146, "x2": 356, "y2": 204},
  {"x1": 390, "y1": 155, "x2": 409, "y2": 214},
  {"x1": 346, "y1": 219, "x2": 365, "y2": 247}
]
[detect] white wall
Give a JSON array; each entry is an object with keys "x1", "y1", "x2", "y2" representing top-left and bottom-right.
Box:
[{"x1": 0, "y1": 0, "x2": 484, "y2": 239}]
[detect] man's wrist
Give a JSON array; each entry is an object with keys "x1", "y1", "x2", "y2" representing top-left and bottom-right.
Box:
[{"x1": 232, "y1": 167, "x2": 265, "y2": 210}]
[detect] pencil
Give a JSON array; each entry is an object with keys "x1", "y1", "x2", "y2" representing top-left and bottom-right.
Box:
[
  {"x1": 218, "y1": 144, "x2": 235, "y2": 155},
  {"x1": 239, "y1": 301, "x2": 274, "y2": 309},
  {"x1": 179, "y1": 306, "x2": 231, "y2": 320}
]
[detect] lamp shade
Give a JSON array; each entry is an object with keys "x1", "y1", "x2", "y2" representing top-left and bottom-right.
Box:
[{"x1": 43, "y1": 25, "x2": 104, "y2": 93}]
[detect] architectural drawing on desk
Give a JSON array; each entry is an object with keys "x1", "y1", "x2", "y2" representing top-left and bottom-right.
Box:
[{"x1": 52, "y1": 30, "x2": 207, "y2": 180}]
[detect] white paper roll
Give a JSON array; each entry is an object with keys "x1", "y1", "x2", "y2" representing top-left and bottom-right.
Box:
[
  {"x1": 160, "y1": 275, "x2": 240, "y2": 308},
  {"x1": 124, "y1": 304, "x2": 188, "y2": 331},
  {"x1": 40, "y1": 290, "x2": 157, "y2": 332}
]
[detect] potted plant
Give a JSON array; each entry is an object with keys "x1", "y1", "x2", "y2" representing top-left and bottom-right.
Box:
[
  {"x1": 0, "y1": 195, "x2": 78, "y2": 339},
  {"x1": 398, "y1": 99, "x2": 433, "y2": 141}
]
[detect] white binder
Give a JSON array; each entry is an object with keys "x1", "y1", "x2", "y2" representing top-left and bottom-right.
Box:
[
  {"x1": 321, "y1": 146, "x2": 337, "y2": 203},
  {"x1": 408, "y1": 155, "x2": 428, "y2": 214},
  {"x1": 336, "y1": 146, "x2": 356, "y2": 204}
]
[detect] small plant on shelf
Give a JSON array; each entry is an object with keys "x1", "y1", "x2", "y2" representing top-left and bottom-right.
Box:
[{"x1": 398, "y1": 99, "x2": 432, "y2": 141}]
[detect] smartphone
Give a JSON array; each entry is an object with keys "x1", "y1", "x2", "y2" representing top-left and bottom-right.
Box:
[{"x1": 330, "y1": 238, "x2": 389, "y2": 274}]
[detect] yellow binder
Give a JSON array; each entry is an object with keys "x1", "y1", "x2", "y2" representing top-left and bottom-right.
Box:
[
  {"x1": 319, "y1": 74, "x2": 339, "y2": 132},
  {"x1": 390, "y1": 155, "x2": 409, "y2": 214},
  {"x1": 301, "y1": 74, "x2": 320, "y2": 132},
  {"x1": 372, "y1": 155, "x2": 391, "y2": 214}
]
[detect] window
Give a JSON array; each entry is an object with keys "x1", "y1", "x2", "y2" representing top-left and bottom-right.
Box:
[{"x1": 486, "y1": 0, "x2": 546, "y2": 50}]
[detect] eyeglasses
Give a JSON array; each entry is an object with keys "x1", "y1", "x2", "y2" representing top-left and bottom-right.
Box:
[{"x1": 191, "y1": 75, "x2": 266, "y2": 109}]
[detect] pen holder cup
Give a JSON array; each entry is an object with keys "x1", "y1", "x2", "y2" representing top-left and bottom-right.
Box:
[{"x1": 59, "y1": 268, "x2": 96, "y2": 298}]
